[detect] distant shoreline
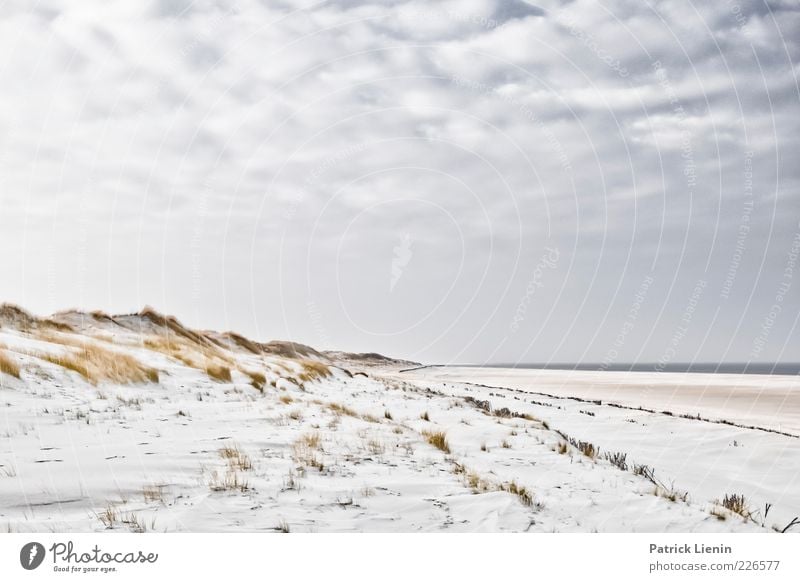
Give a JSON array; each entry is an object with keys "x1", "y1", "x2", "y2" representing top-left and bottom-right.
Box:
[{"x1": 401, "y1": 362, "x2": 800, "y2": 376}]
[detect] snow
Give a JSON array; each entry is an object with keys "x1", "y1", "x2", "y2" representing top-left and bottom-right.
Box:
[{"x1": 1, "y1": 325, "x2": 794, "y2": 533}]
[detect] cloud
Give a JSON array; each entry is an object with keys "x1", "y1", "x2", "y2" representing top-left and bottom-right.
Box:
[{"x1": 0, "y1": 0, "x2": 797, "y2": 364}]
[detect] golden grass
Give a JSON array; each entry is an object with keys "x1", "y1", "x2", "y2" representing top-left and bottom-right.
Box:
[
  {"x1": 422, "y1": 430, "x2": 450, "y2": 454},
  {"x1": 219, "y1": 445, "x2": 253, "y2": 471},
  {"x1": 208, "y1": 470, "x2": 249, "y2": 492},
  {"x1": 327, "y1": 402, "x2": 358, "y2": 417},
  {"x1": 142, "y1": 484, "x2": 165, "y2": 503},
  {"x1": 142, "y1": 335, "x2": 235, "y2": 382},
  {"x1": 0, "y1": 349, "x2": 20, "y2": 378},
  {"x1": 206, "y1": 363, "x2": 232, "y2": 383},
  {"x1": 244, "y1": 370, "x2": 266, "y2": 392},
  {"x1": 292, "y1": 432, "x2": 324, "y2": 471},
  {"x1": 297, "y1": 432, "x2": 322, "y2": 449},
  {"x1": 225, "y1": 332, "x2": 262, "y2": 354},
  {"x1": 454, "y1": 463, "x2": 538, "y2": 508},
  {"x1": 36, "y1": 344, "x2": 159, "y2": 385},
  {"x1": 297, "y1": 359, "x2": 332, "y2": 383}
]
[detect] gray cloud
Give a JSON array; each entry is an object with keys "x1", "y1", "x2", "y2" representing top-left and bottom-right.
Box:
[{"x1": 0, "y1": 0, "x2": 797, "y2": 365}]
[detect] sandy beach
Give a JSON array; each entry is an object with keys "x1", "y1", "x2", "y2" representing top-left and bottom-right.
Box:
[{"x1": 1, "y1": 308, "x2": 798, "y2": 533}]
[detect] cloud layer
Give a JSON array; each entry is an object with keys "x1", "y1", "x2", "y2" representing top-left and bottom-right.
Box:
[{"x1": 1, "y1": 0, "x2": 798, "y2": 364}]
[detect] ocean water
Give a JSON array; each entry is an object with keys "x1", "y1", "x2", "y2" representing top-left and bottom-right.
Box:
[{"x1": 481, "y1": 363, "x2": 800, "y2": 376}]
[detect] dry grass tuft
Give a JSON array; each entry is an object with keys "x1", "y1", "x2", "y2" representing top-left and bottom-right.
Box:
[
  {"x1": 327, "y1": 402, "x2": 358, "y2": 417},
  {"x1": 208, "y1": 470, "x2": 250, "y2": 492},
  {"x1": 205, "y1": 363, "x2": 232, "y2": 383},
  {"x1": 502, "y1": 481, "x2": 535, "y2": 507},
  {"x1": 709, "y1": 506, "x2": 727, "y2": 521},
  {"x1": 576, "y1": 440, "x2": 598, "y2": 459},
  {"x1": 244, "y1": 370, "x2": 267, "y2": 392},
  {"x1": 422, "y1": 430, "x2": 450, "y2": 454},
  {"x1": 225, "y1": 332, "x2": 262, "y2": 354},
  {"x1": 219, "y1": 445, "x2": 253, "y2": 471},
  {"x1": 297, "y1": 359, "x2": 332, "y2": 384},
  {"x1": 35, "y1": 343, "x2": 159, "y2": 385},
  {"x1": 142, "y1": 484, "x2": 166, "y2": 503},
  {"x1": 721, "y1": 493, "x2": 751, "y2": 518},
  {"x1": 0, "y1": 349, "x2": 20, "y2": 378},
  {"x1": 603, "y1": 451, "x2": 628, "y2": 471},
  {"x1": 97, "y1": 505, "x2": 119, "y2": 528},
  {"x1": 142, "y1": 334, "x2": 233, "y2": 382},
  {"x1": 455, "y1": 463, "x2": 540, "y2": 509},
  {"x1": 139, "y1": 307, "x2": 210, "y2": 347},
  {"x1": 292, "y1": 432, "x2": 325, "y2": 471}
]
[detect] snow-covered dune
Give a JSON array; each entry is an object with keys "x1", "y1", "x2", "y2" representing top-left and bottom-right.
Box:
[{"x1": 0, "y1": 306, "x2": 795, "y2": 533}]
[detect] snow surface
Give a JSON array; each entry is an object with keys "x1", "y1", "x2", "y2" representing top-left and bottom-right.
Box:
[{"x1": 1, "y1": 326, "x2": 796, "y2": 533}]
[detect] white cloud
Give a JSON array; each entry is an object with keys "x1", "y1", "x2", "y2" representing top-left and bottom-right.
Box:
[{"x1": 0, "y1": 0, "x2": 797, "y2": 364}]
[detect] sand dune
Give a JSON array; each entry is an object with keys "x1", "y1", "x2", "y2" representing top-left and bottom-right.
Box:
[{"x1": 0, "y1": 306, "x2": 796, "y2": 533}]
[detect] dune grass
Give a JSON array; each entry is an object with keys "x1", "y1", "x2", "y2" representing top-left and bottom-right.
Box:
[
  {"x1": 297, "y1": 359, "x2": 332, "y2": 383},
  {"x1": 422, "y1": 430, "x2": 450, "y2": 454},
  {"x1": 142, "y1": 335, "x2": 234, "y2": 382},
  {"x1": 0, "y1": 349, "x2": 20, "y2": 378},
  {"x1": 36, "y1": 343, "x2": 159, "y2": 385},
  {"x1": 243, "y1": 370, "x2": 267, "y2": 392}
]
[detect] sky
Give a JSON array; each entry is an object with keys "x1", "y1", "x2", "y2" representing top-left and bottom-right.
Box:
[{"x1": 0, "y1": 0, "x2": 798, "y2": 365}]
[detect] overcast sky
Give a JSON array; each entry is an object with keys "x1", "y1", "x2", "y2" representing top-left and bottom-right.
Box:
[{"x1": 0, "y1": 0, "x2": 798, "y2": 365}]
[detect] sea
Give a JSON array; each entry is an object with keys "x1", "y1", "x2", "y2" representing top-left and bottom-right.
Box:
[{"x1": 479, "y1": 362, "x2": 800, "y2": 376}]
